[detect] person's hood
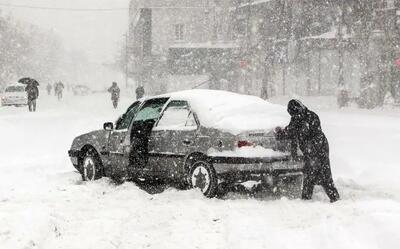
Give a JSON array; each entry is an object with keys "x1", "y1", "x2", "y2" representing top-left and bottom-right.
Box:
[{"x1": 287, "y1": 99, "x2": 307, "y2": 116}]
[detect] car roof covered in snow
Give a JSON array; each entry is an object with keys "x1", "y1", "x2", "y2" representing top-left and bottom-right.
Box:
[{"x1": 153, "y1": 89, "x2": 290, "y2": 135}]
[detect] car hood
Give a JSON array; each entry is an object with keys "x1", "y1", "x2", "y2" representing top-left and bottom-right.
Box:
[{"x1": 71, "y1": 129, "x2": 109, "y2": 151}]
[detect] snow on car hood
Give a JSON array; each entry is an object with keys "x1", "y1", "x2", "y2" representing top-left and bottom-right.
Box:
[{"x1": 163, "y1": 89, "x2": 290, "y2": 135}]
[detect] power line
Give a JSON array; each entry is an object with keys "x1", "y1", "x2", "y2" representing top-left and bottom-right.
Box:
[
  {"x1": 0, "y1": 3, "x2": 207, "y2": 12},
  {"x1": 0, "y1": 2, "x2": 128, "y2": 12}
]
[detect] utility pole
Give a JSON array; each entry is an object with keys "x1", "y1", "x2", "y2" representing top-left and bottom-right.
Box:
[
  {"x1": 124, "y1": 33, "x2": 129, "y2": 89},
  {"x1": 337, "y1": 0, "x2": 345, "y2": 88}
]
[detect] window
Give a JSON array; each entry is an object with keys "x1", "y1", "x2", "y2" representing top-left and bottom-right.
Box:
[
  {"x1": 133, "y1": 98, "x2": 169, "y2": 122},
  {"x1": 115, "y1": 101, "x2": 141, "y2": 130},
  {"x1": 6, "y1": 86, "x2": 25, "y2": 92},
  {"x1": 174, "y1": 24, "x2": 184, "y2": 41},
  {"x1": 156, "y1": 101, "x2": 198, "y2": 130}
]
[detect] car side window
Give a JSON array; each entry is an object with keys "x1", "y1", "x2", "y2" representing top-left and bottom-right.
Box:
[
  {"x1": 115, "y1": 101, "x2": 141, "y2": 130},
  {"x1": 156, "y1": 100, "x2": 197, "y2": 130},
  {"x1": 133, "y1": 98, "x2": 169, "y2": 122},
  {"x1": 185, "y1": 112, "x2": 197, "y2": 127}
]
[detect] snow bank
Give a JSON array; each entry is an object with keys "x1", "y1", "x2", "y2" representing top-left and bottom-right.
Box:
[
  {"x1": 164, "y1": 89, "x2": 290, "y2": 135},
  {"x1": 1, "y1": 92, "x2": 400, "y2": 249}
]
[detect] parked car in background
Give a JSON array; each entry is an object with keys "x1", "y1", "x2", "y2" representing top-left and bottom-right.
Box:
[
  {"x1": 72, "y1": 85, "x2": 91, "y2": 96},
  {"x1": 68, "y1": 90, "x2": 304, "y2": 197},
  {"x1": 1, "y1": 84, "x2": 28, "y2": 107}
]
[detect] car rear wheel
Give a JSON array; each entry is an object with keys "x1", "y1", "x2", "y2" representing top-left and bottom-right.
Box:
[
  {"x1": 81, "y1": 150, "x2": 103, "y2": 181},
  {"x1": 190, "y1": 161, "x2": 218, "y2": 198}
]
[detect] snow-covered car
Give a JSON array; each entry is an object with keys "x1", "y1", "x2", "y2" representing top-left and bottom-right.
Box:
[
  {"x1": 72, "y1": 85, "x2": 91, "y2": 96},
  {"x1": 68, "y1": 90, "x2": 304, "y2": 197},
  {"x1": 1, "y1": 84, "x2": 28, "y2": 107}
]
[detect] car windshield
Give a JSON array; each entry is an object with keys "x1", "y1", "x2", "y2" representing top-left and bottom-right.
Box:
[
  {"x1": 6, "y1": 86, "x2": 25, "y2": 92},
  {"x1": 133, "y1": 98, "x2": 169, "y2": 122},
  {"x1": 115, "y1": 101, "x2": 141, "y2": 130}
]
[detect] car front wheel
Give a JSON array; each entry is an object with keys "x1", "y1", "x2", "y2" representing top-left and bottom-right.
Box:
[
  {"x1": 190, "y1": 161, "x2": 218, "y2": 198},
  {"x1": 81, "y1": 150, "x2": 103, "y2": 181}
]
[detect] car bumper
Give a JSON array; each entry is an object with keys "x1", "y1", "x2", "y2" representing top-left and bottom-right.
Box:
[
  {"x1": 1, "y1": 98, "x2": 27, "y2": 105},
  {"x1": 210, "y1": 156, "x2": 304, "y2": 178},
  {"x1": 68, "y1": 150, "x2": 81, "y2": 168}
]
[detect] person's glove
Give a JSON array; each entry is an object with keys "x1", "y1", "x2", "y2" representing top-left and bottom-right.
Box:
[
  {"x1": 274, "y1": 127, "x2": 285, "y2": 140},
  {"x1": 274, "y1": 127, "x2": 283, "y2": 134}
]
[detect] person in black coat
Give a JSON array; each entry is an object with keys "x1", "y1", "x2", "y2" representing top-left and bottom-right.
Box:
[
  {"x1": 275, "y1": 99, "x2": 340, "y2": 202},
  {"x1": 108, "y1": 82, "x2": 120, "y2": 109},
  {"x1": 25, "y1": 83, "x2": 39, "y2": 112},
  {"x1": 135, "y1": 85, "x2": 145, "y2": 100}
]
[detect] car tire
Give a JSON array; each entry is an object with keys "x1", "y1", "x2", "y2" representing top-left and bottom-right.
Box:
[
  {"x1": 81, "y1": 149, "x2": 103, "y2": 181},
  {"x1": 189, "y1": 160, "x2": 218, "y2": 198}
]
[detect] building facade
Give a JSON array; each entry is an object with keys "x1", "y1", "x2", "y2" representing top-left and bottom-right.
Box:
[
  {"x1": 128, "y1": 0, "x2": 238, "y2": 94},
  {"x1": 128, "y1": 0, "x2": 400, "y2": 104},
  {"x1": 229, "y1": 0, "x2": 400, "y2": 103}
]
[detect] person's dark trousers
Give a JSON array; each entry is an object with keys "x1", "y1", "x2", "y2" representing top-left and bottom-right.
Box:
[
  {"x1": 28, "y1": 99, "x2": 36, "y2": 112},
  {"x1": 301, "y1": 157, "x2": 340, "y2": 202},
  {"x1": 112, "y1": 99, "x2": 118, "y2": 109}
]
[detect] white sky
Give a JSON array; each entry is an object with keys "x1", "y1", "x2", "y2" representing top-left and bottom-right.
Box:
[{"x1": 1, "y1": 0, "x2": 130, "y2": 63}]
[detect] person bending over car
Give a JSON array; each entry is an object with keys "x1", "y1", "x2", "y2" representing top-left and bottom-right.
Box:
[{"x1": 275, "y1": 99, "x2": 340, "y2": 203}]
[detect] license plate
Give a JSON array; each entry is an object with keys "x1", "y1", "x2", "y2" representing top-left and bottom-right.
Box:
[{"x1": 271, "y1": 161, "x2": 302, "y2": 170}]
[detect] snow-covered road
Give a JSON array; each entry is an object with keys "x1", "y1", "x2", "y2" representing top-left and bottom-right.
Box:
[{"x1": 1, "y1": 92, "x2": 399, "y2": 249}]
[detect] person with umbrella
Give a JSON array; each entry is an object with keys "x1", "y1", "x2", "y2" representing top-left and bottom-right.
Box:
[{"x1": 19, "y1": 78, "x2": 40, "y2": 112}]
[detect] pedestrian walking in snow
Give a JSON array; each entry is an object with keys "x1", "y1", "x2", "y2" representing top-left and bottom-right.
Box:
[
  {"x1": 55, "y1": 82, "x2": 64, "y2": 100},
  {"x1": 53, "y1": 83, "x2": 57, "y2": 96},
  {"x1": 25, "y1": 82, "x2": 39, "y2": 112},
  {"x1": 108, "y1": 82, "x2": 120, "y2": 109},
  {"x1": 135, "y1": 85, "x2": 144, "y2": 100},
  {"x1": 275, "y1": 99, "x2": 340, "y2": 203},
  {"x1": 260, "y1": 85, "x2": 269, "y2": 100},
  {"x1": 46, "y1": 83, "x2": 52, "y2": 96}
]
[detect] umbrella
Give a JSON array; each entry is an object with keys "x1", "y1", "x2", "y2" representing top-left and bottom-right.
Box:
[{"x1": 18, "y1": 77, "x2": 39, "y2": 86}]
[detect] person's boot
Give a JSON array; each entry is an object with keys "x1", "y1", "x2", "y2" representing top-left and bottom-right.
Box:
[{"x1": 330, "y1": 198, "x2": 339, "y2": 203}]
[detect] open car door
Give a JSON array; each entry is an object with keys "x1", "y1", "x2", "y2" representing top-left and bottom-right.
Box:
[
  {"x1": 106, "y1": 101, "x2": 141, "y2": 179},
  {"x1": 128, "y1": 98, "x2": 169, "y2": 178}
]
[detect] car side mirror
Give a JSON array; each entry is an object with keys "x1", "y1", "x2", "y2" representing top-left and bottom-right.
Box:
[{"x1": 103, "y1": 122, "x2": 114, "y2": 131}]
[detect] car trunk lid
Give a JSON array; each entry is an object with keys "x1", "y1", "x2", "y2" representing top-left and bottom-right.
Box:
[{"x1": 236, "y1": 129, "x2": 292, "y2": 153}]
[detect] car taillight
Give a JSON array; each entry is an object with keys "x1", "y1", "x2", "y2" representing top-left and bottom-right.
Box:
[{"x1": 237, "y1": 140, "x2": 253, "y2": 148}]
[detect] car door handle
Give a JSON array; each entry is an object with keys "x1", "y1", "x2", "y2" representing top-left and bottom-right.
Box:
[{"x1": 182, "y1": 139, "x2": 193, "y2": 145}]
